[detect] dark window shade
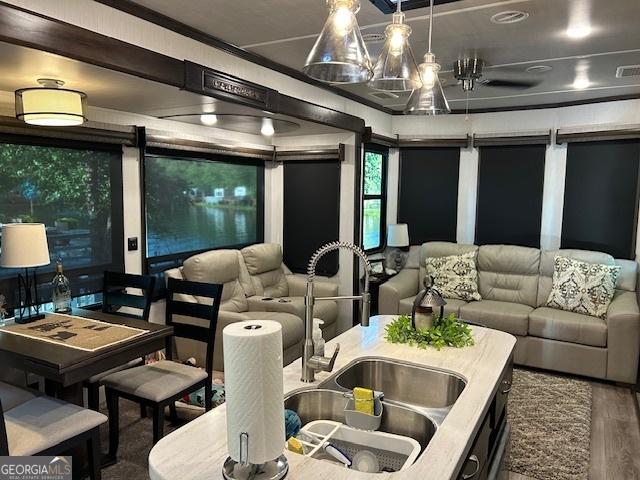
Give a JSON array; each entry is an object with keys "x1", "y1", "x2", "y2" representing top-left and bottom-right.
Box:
[
  {"x1": 398, "y1": 147, "x2": 460, "y2": 244},
  {"x1": 562, "y1": 140, "x2": 640, "y2": 259},
  {"x1": 283, "y1": 160, "x2": 340, "y2": 276},
  {"x1": 476, "y1": 145, "x2": 545, "y2": 247}
]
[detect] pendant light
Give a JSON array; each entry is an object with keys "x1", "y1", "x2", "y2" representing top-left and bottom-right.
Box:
[
  {"x1": 406, "y1": 0, "x2": 450, "y2": 115},
  {"x1": 15, "y1": 79, "x2": 87, "y2": 126},
  {"x1": 368, "y1": 0, "x2": 422, "y2": 92},
  {"x1": 303, "y1": 0, "x2": 373, "y2": 84}
]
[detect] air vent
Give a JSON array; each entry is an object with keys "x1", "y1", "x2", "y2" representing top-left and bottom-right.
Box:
[
  {"x1": 490, "y1": 10, "x2": 530, "y2": 24},
  {"x1": 616, "y1": 65, "x2": 640, "y2": 78},
  {"x1": 526, "y1": 65, "x2": 553, "y2": 74},
  {"x1": 362, "y1": 33, "x2": 386, "y2": 43},
  {"x1": 369, "y1": 91, "x2": 400, "y2": 100}
]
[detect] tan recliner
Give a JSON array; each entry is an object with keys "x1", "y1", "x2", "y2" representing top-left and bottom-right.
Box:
[
  {"x1": 380, "y1": 241, "x2": 640, "y2": 384},
  {"x1": 240, "y1": 243, "x2": 339, "y2": 340}
]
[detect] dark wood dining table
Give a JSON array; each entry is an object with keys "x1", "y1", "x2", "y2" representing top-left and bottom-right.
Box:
[{"x1": 0, "y1": 308, "x2": 173, "y2": 405}]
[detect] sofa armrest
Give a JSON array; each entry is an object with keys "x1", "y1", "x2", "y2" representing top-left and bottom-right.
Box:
[
  {"x1": 379, "y1": 269, "x2": 420, "y2": 315},
  {"x1": 606, "y1": 291, "x2": 640, "y2": 383},
  {"x1": 286, "y1": 274, "x2": 339, "y2": 297}
]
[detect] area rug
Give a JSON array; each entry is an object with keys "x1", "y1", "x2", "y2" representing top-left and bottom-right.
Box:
[{"x1": 505, "y1": 368, "x2": 592, "y2": 480}]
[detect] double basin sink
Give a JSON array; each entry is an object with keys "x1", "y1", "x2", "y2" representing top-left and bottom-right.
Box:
[{"x1": 284, "y1": 357, "x2": 466, "y2": 467}]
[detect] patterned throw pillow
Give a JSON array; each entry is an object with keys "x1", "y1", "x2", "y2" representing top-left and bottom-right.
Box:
[
  {"x1": 546, "y1": 256, "x2": 620, "y2": 319},
  {"x1": 426, "y1": 251, "x2": 482, "y2": 302}
]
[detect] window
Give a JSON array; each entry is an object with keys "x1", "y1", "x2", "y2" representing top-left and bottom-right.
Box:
[
  {"x1": 283, "y1": 160, "x2": 340, "y2": 276},
  {"x1": 144, "y1": 149, "x2": 264, "y2": 272},
  {"x1": 362, "y1": 145, "x2": 388, "y2": 251},
  {"x1": 398, "y1": 147, "x2": 459, "y2": 244},
  {"x1": 562, "y1": 140, "x2": 640, "y2": 259},
  {"x1": 0, "y1": 136, "x2": 124, "y2": 308},
  {"x1": 476, "y1": 144, "x2": 545, "y2": 247}
]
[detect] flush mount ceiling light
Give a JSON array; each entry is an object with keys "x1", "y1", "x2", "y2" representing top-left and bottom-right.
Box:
[
  {"x1": 303, "y1": 0, "x2": 373, "y2": 84},
  {"x1": 200, "y1": 114, "x2": 218, "y2": 126},
  {"x1": 369, "y1": 0, "x2": 422, "y2": 91},
  {"x1": 260, "y1": 118, "x2": 275, "y2": 137},
  {"x1": 406, "y1": 0, "x2": 449, "y2": 115},
  {"x1": 15, "y1": 79, "x2": 87, "y2": 127}
]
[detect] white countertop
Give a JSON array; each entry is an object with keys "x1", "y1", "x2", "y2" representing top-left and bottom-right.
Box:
[{"x1": 149, "y1": 315, "x2": 516, "y2": 480}]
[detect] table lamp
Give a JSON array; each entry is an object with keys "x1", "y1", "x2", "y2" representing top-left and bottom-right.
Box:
[
  {"x1": 385, "y1": 223, "x2": 410, "y2": 273},
  {"x1": 0, "y1": 223, "x2": 50, "y2": 323}
]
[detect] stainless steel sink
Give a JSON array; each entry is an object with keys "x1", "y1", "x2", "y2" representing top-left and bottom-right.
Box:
[
  {"x1": 284, "y1": 389, "x2": 437, "y2": 451},
  {"x1": 322, "y1": 357, "x2": 466, "y2": 410}
]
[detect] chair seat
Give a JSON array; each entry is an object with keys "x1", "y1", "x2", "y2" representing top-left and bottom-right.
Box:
[
  {"x1": 459, "y1": 300, "x2": 532, "y2": 336},
  {"x1": 102, "y1": 360, "x2": 208, "y2": 403},
  {"x1": 399, "y1": 296, "x2": 467, "y2": 317},
  {"x1": 0, "y1": 382, "x2": 39, "y2": 411},
  {"x1": 529, "y1": 307, "x2": 607, "y2": 347},
  {"x1": 86, "y1": 357, "x2": 145, "y2": 384},
  {"x1": 5, "y1": 397, "x2": 107, "y2": 456}
]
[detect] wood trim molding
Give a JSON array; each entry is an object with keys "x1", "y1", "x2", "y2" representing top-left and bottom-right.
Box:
[
  {"x1": 399, "y1": 135, "x2": 471, "y2": 148},
  {"x1": 275, "y1": 146, "x2": 343, "y2": 162},
  {"x1": 556, "y1": 126, "x2": 640, "y2": 144},
  {"x1": 473, "y1": 131, "x2": 552, "y2": 147}
]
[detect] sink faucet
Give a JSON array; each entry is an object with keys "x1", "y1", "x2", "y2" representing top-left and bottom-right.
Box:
[{"x1": 302, "y1": 241, "x2": 372, "y2": 383}]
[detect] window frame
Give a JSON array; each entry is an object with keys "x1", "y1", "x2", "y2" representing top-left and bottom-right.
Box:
[
  {"x1": 142, "y1": 147, "x2": 265, "y2": 275},
  {"x1": 0, "y1": 133, "x2": 125, "y2": 308},
  {"x1": 362, "y1": 143, "x2": 389, "y2": 253}
]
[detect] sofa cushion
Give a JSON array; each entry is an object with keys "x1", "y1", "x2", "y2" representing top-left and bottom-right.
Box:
[
  {"x1": 182, "y1": 250, "x2": 248, "y2": 313},
  {"x1": 241, "y1": 243, "x2": 283, "y2": 275},
  {"x1": 477, "y1": 245, "x2": 540, "y2": 307},
  {"x1": 546, "y1": 256, "x2": 620, "y2": 319},
  {"x1": 246, "y1": 296, "x2": 338, "y2": 328},
  {"x1": 426, "y1": 251, "x2": 482, "y2": 301},
  {"x1": 615, "y1": 259, "x2": 638, "y2": 292},
  {"x1": 241, "y1": 311, "x2": 304, "y2": 349},
  {"x1": 399, "y1": 296, "x2": 467, "y2": 317},
  {"x1": 529, "y1": 307, "x2": 607, "y2": 347},
  {"x1": 538, "y1": 249, "x2": 616, "y2": 306},
  {"x1": 459, "y1": 300, "x2": 532, "y2": 336},
  {"x1": 419, "y1": 242, "x2": 478, "y2": 285}
]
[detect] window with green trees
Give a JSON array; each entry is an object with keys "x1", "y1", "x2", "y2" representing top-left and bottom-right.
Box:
[
  {"x1": 0, "y1": 138, "x2": 124, "y2": 306},
  {"x1": 145, "y1": 151, "x2": 263, "y2": 262},
  {"x1": 362, "y1": 145, "x2": 388, "y2": 251}
]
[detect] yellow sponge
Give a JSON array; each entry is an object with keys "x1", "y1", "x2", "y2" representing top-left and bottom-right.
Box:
[
  {"x1": 287, "y1": 437, "x2": 304, "y2": 454},
  {"x1": 353, "y1": 387, "x2": 374, "y2": 415}
]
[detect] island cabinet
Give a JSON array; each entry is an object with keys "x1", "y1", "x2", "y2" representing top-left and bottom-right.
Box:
[{"x1": 458, "y1": 357, "x2": 513, "y2": 480}]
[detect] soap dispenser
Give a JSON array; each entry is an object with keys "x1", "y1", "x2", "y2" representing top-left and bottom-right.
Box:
[{"x1": 312, "y1": 318, "x2": 325, "y2": 357}]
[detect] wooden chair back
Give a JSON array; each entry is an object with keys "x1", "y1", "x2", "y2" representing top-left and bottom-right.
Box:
[{"x1": 102, "y1": 271, "x2": 156, "y2": 321}]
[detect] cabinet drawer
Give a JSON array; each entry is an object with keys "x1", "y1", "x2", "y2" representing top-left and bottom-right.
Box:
[
  {"x1": 492, "y1": 359, "x2": 513, "y2": 429},
  {"x1": 460, "y1": 413, "x2": 491, "y2": 480}
]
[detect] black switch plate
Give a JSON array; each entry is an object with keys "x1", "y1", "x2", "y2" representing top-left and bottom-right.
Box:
[{"x1": 128, "y1": 237, "x2": 138, "y2": 251}]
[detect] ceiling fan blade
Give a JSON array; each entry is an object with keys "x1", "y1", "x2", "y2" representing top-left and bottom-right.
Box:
[{"x1": 481, "y1": 78, "x2": 541, "y2": 89}]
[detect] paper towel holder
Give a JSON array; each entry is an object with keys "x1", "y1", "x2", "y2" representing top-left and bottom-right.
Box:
[{"x1": 222, "y1": 432, "x2": 289, "y2": 480}]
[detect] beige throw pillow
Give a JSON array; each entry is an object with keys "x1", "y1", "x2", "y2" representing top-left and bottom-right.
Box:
[
  {"x1": 546, "y1": 256, "x2": 620, "y2": 319},
  {"x1": 425, "y1": 251, "x2": 482, "y2": 302}
]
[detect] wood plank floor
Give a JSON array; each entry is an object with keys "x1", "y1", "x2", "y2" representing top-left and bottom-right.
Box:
[{"x1": 504, "y1": 382, "x2": 640, "y2": 480}]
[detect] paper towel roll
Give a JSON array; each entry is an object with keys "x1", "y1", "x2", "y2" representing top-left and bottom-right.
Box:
[{"x1": 223, "y1": 320, "x2": 285, "y2": 465}]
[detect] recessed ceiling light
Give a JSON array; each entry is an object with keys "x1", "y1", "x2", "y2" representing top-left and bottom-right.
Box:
[
  {"x1": 525, "y1": 65, "x2": 553, "y2": 74},
  {"x1": 200, "y1": 114, "x2": 218, "y2": 126},
  {"x1": 490, "y1": 11, "x2": 529, "y2": 24},
  {"x1": 567, "y1": 24, "x2": 592, "y2": 39}
]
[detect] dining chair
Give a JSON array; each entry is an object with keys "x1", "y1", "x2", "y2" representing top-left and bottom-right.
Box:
[
  {"x1": 0, "y1": 396, "x2": 106, "y2": 480},
  {"x1": 85, "y1": 271, "x2": 156, "y2": 412},
  {"x1": 103, "y1": 277, "x2": 222, "y2": 458}
]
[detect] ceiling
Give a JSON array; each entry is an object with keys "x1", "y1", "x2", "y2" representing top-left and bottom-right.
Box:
[
  {"x1": 0, "y1": 42, "x2": 344, "y2": 137},
  {"x1": 125, "y1": 0, "x2": 640, "y2": 112}
]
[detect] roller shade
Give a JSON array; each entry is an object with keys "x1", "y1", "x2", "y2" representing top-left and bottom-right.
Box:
[
  {"x1": 556, "y1": 125, "x2": 640, "y2": 144},
  {"x1": 473, "y1": 131, "x2": 552, "y2": 147}
]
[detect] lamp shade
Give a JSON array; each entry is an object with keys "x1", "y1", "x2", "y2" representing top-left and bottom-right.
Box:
[
  {"x1": 1, "y1": 224, "x2": 51, "y2": 268},
  {"x1": 387, "y1": 224, "x2": 409, "y2": 247},
  {"x1": 15, "y1": 79, "x2": 87, "y2": 127},
  {"x1": 303, "y1": 0, "x2": 373, "y2": 84}
]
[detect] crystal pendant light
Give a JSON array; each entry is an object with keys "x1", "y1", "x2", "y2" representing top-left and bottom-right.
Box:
[
  {"x1": 303, "y1": 0, "x2": 373, "y2": 84},
  {"x1": 406, "y1": 0, "x2": 450, "y2": 115},
  {"x1": 368, "y1": 0, "x2": 421, "y2": 92}
]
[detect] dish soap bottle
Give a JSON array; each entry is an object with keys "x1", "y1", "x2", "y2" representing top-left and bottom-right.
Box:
[
  {"x1": 51, "y1": 259, "x2": 71, "y2": 313},
  {"x1": 313, "y1": 318, "x2": 325, "y2": 357}
]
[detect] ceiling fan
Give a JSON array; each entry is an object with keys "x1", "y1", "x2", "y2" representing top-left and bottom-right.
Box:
[{"x1": 448, "y1": 58, "x2": 542, "y2": 92}]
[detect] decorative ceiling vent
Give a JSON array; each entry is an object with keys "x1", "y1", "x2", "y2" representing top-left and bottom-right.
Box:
[
  {"x1": 490, "y1": 10, "x2": 530, "y2": 24},
  {"x1": 616, "y1": 65, "x2": 640, "y2": 78},
  {"x1": 362, "y1": 33, "x2": 386, "y2": 43},
  {"x1": 369, "y1": 91, "x2": 400, "y2": 100}
]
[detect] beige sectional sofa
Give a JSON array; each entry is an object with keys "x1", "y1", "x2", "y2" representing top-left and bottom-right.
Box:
[
  {"x1": 165, "y1": 243, "x2": 338, "y2": 371},
  {"x1": 380, "y1": 241, "x2": 640, "y2": 383}
]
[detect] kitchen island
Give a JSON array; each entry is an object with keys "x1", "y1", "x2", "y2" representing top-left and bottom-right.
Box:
[{"x1": 149, "y1": 315, "x2": 516, "y2": 480}]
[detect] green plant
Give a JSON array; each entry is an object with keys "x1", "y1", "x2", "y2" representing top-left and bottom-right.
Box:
[{"x1": 384, "y1": 314, "x2": 474, "y2": 351}]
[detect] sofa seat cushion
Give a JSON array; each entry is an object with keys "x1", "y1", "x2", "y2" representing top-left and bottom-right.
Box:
[
  {"x1": 399, "y1": 296, "x2": 467, "y2": 317},
  {"x1": 529, "y1": 307, "x2": 607, "y2": 347},
  {"x1": 459, "y1": 300, "x2": 532, "y2": 336},
  {"x1": 241, "y1": 311, "x2": 304, "y2": 350},
  {"x1": 102, "y1": 360, "x2": 208, "y2": 403},
  {"x1": 246, "y1": 296, "x2": 337, "y2": 328}
]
